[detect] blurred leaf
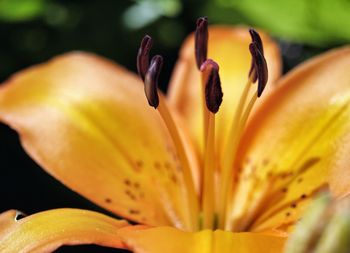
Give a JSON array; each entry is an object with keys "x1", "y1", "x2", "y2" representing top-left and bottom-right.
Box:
[
  {"x1": 215, "y1": 0, "x2": 350, "y2": 47},
  {"x1": 123, "y1": 0, "x2": 181, "y2": 29},
  {"x1": 0, "y1": 0, "x2": 45, "y2": 22}
]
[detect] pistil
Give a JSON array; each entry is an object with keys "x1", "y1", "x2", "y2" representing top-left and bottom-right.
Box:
[
  {"x1": 200, "y1": 59, "x2": 223, "y2": 229},
  {"x1": 195, "y1": 17, "x2": 210, "y2": 146}
]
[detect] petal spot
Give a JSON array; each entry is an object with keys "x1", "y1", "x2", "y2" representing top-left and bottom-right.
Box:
[
  {"x1": 164, "y1": 162, "x2": 171, "y2": 170},
  {"x1": 170, "y1": 174, "x2": 178, "y2": 184},
  {"x1": 134, "y1": 160, "x2": 144, "y2": 172},
  {"x1": 129, "y1": 209, "x2": 140, "y2": 215},
  {"x1": 281, "y1": 187, "x2": 288, "y2": 193},
  {"x1": 262, "y1": 159, "x2": 269, "y2": 166},
  {"x1": 124, "y1": 179, "x2": 131, "y2": 186},
  {"x1": 154, "y1": 162, "x2": 161, "y2": 170},
  {"x1": 125, "y1": 190, "x2": 137, "y2": 201}
]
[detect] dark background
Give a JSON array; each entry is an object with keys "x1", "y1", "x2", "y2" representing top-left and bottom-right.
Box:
[{"x1": 0, "y1": 0, "x2": 343, "y2": 252}]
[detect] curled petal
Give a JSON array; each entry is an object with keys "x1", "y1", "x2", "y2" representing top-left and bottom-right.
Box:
[
  {"x1": 0, "y1": 209, "x2": 285, "y2": 253},
  {"x1": 0, "y1": 209, "x2": 131, "y2": 253}
]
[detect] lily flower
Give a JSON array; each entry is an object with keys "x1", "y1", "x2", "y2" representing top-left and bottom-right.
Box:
[{"x1": 1, "y1": 17, "x2": 350, "y2": 252}]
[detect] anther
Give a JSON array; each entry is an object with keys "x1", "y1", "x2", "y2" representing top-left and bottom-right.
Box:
[
  {"x1": 249, "y1": 42, "x2": 268, "y2": 97},
  {"x1": 249, "y1": 28, "x2": 264, "y2": 54},
  {"x1": 248, "y1": 29, "x2": 264, "y2": 84},
  {"x1": 137, "y1": 35, "x2": 153, "y2": 81},
  {"x1": 200, "y1": 59, "x2": 223, "y2": 113},
  {"x1": 195, "y1": 17, "x2": 208, "y2": 69},
  {"x1": 144, "y1": 55, "x2": 163, "y2": 109}
]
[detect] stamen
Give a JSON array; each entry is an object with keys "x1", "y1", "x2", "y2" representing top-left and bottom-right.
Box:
[
  {"x1": 137, "y1": 35, "x2": 153, "y2": 81},
  {"x1": 249, "y1": 28, "x2": 264, "y2": 54},
  {"x1": 144, "y1": 55, "x2": 162, "y2": 109},
  {"x1": 237, "y1": 91, "x2": 258, "y2": 133},
  {"x1": 195, "y1": 17, "x2": 208, "y2": 69},
  {"x1": 137, "y1": 39, "x2": 199, "y2": 230},
  {"x1": 248, "y1": 28, "x2": 263, "y2": 83},
  {"x1": 200, "y1": 59, "x2": 222, "y2": 229},
  {"x1": 218, "y1": 28, "x2": 268, "y2": 229},
  {"x1": 201, "y1": 59, "x2": 223, "y2": 113},
  {"x1": 249, "y1": 42, "x2": 268, "y2": 97}
]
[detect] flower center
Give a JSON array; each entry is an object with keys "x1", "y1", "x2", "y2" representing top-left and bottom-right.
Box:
[{"x1": 136, "y1": 18, "x2": 268, "y2": 232}]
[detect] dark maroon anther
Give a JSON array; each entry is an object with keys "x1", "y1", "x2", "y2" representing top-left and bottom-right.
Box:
[
  {"x1": 137, "y1": 35, "x2": 153, "y2": 81},
  {"x1": 195, "y1": 17, "x2": 208, "y2": 69},
  {"x1": 249, "y1": 28, "x2": 264, "y2": 55},
  {"x1": 144, "y1": 55, "x2": 163, "y2": 109},
  {"x1": 200, "y1": 59, "x2": 223, "y2": 113},
  {"x1": 248, "y1": 28, "x2": 264, "y2": 82},
  {"x1": 249, "y1": 42, "x2": 268, "y2": 97}
]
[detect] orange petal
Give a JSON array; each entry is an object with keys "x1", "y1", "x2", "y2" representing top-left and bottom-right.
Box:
[
  {"x1": 0, "y1": 209, "x2": 285, "y2": 253},
  {"x1": 0, "y1": 208, "x2": 131, "y2": 253},
  {"x1": 119, "y1": 226, "x2": 286, "y2": 253},
  {"x1": 229, "y1": 47, "x2": 350, "y2": 232},
  {"x1": 168, "y1": 26, "x2": 281, "y2": 152},
  {"x1": 0, "y1": 52, "x2": 193, "y2": 229}
]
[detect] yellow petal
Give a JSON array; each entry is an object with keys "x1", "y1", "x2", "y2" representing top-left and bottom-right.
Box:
[
  {"x1": 0, "y1": 52, "x2": 193, "y2": 229},
  {"x1": 168, "y1": 26, "x2": 281, "y2": 152},
  {"x1": 229, "y1": 47, "x2": 350, "y2": 232},
  {"x1": 119, "y1": 226, "x2": 286, "y2": 253},
  {"x1": 0, "y1": 208, "x2": 131, "y2": 253}
]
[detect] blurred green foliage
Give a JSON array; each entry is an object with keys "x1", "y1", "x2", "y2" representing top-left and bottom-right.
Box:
[
  {"x1": 123, "y1": 0, "x2": 182, "y2": 29},
  {"x1": 1, "y1": 0, "x2": 349, "y2": 87},
  {"x1": 213, "y1": 0, "x2": 350, "y2": 46},
  {"x1": 0, "y1": 0, "x2": 45, "y2": 22},
  {"x1": 0, "y1": 0, "x2": 199, "y2": 91}
]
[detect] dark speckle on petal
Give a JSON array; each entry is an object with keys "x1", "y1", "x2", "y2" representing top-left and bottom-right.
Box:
[{"x1": 129, "y1": 209, "x2": 140, "y2": 215}]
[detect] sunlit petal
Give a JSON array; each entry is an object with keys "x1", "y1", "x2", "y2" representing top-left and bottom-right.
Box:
[
  {"x1": 0, "y1": 52, "x2": 195, "y2": 228},
  {"x1": 230, "y1": 47, "x2": 350, "y2": 232}
]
